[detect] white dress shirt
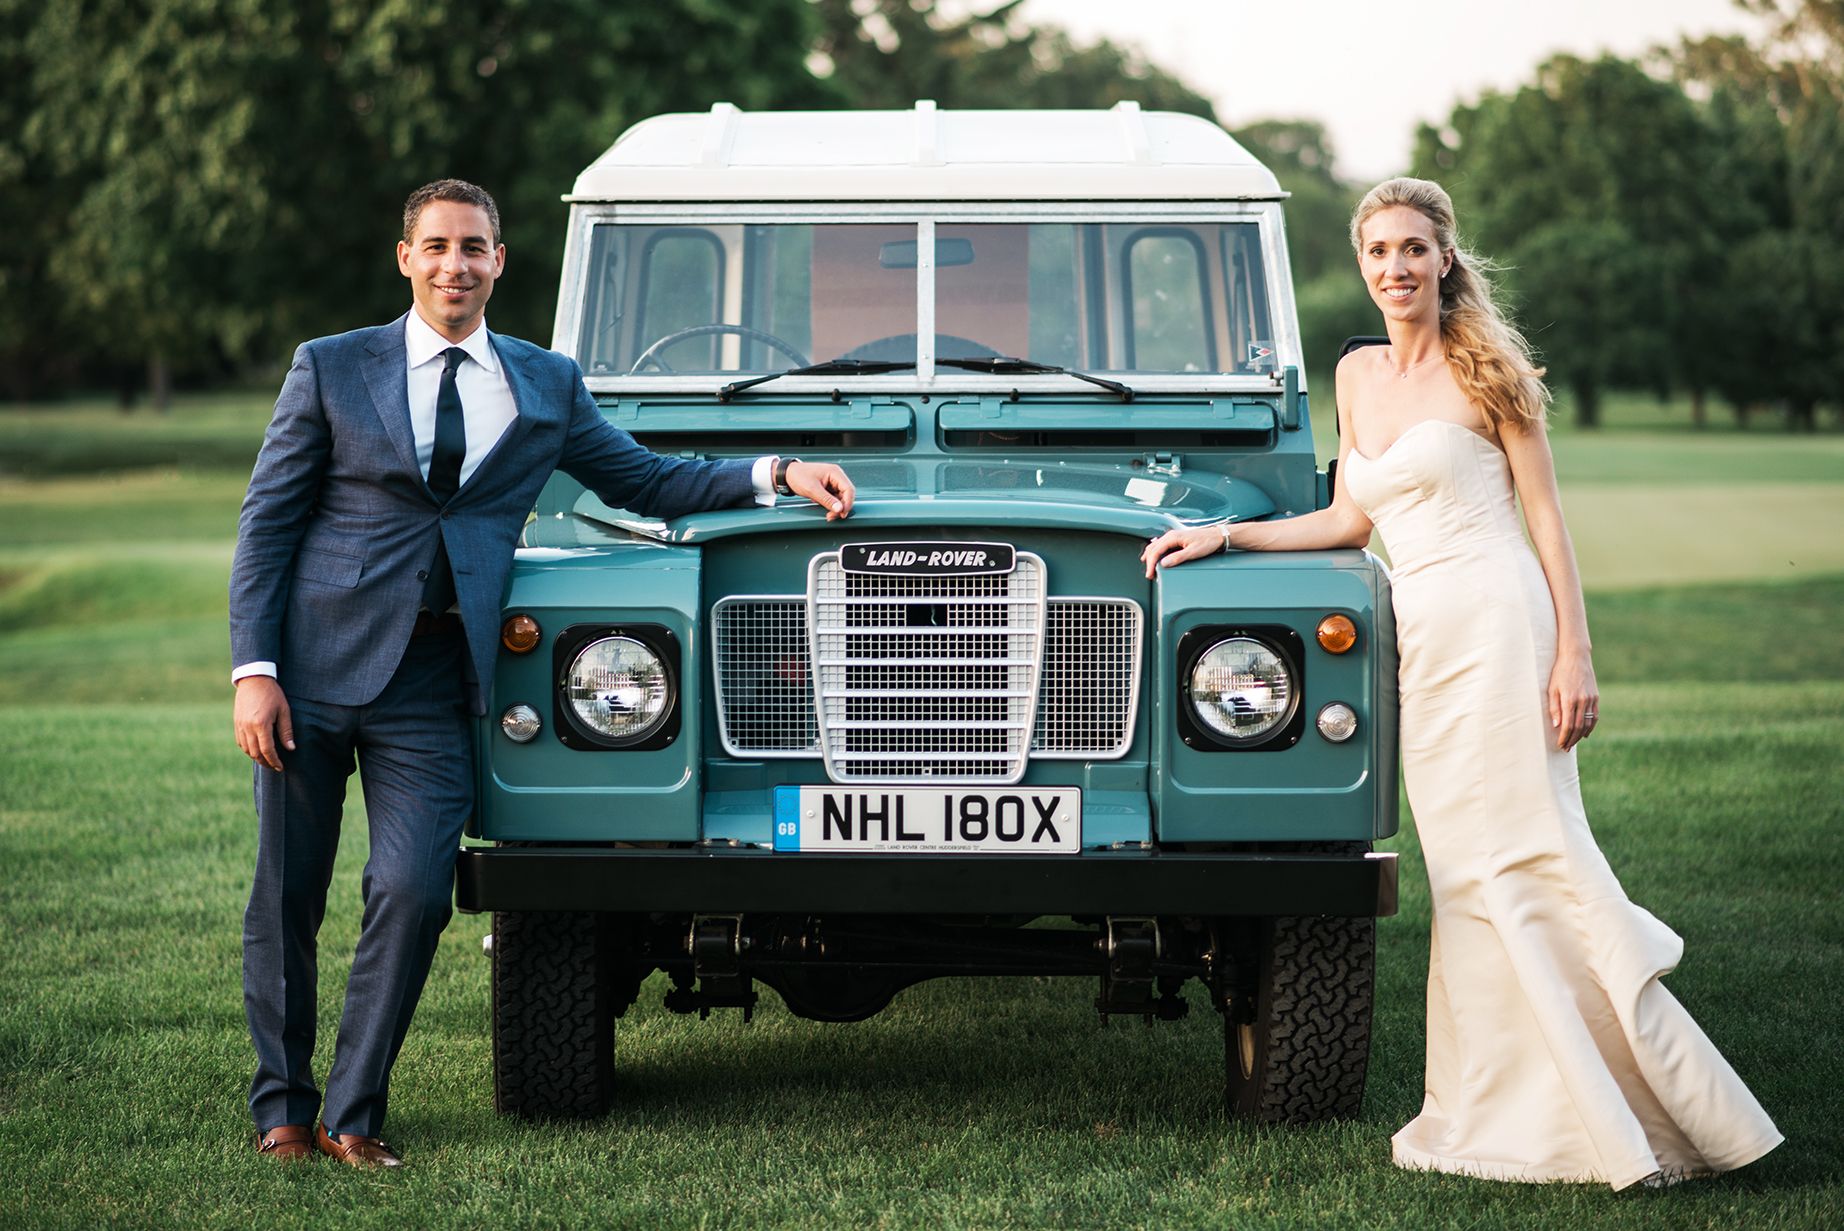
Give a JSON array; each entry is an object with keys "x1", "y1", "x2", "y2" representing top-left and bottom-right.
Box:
[
  {"x1": 404, "y1": 310, "x2": 519, "y2": 488},
  {"x1": 233, "y1": 311, "x2": 780, "y2": 685}
]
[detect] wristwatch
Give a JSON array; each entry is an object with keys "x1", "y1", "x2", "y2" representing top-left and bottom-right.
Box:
[{"x1": 773, "y1": 455, "x2": 801, "y2": 497}]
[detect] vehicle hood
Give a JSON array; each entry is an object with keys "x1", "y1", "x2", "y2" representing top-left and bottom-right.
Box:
[{"x1": 523, "y1": 458, "x2": 1278, "y2": 548}]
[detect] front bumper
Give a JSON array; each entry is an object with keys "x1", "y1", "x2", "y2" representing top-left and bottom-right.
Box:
[{"x1": 455, "y1": 846, "x2": 1397, "y2": 917}]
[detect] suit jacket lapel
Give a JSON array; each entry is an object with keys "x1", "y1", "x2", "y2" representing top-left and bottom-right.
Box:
[
  {"x1": 460, "y1": 333, "x2": 538, "y2": 494},
  {"x1": 361, "y1": 314, "x2": 422, "y2": 484}
]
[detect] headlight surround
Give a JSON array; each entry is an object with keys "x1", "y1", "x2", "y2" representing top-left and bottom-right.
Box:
[
  {"x1": 1178, "y1": 627, "x2": 1305, "y2": 751},
  {"x1": 552, "y1": 625, "x2": 681, "y2": 750}
]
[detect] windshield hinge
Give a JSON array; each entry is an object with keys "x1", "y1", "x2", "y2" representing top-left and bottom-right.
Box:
[{"x1": 1141, "y1": 452, "x2": 1182, "y2": 477}]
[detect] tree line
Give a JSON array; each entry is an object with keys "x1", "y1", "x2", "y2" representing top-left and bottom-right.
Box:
[
  {"x1": 3, "y1": 0, "x2": 1840, "y2": 429},
  {"x1": 1300, "y1": 0, "x2": 1844, "y2": 430}
]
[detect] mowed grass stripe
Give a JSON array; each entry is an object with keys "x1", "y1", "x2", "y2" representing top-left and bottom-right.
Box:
[
  {"x1": 0, "y1": 470, "x2": 250, "y2": 545},
  {"x1": 1563, "y1": 484, "x2": 1844, "y2": 590}
]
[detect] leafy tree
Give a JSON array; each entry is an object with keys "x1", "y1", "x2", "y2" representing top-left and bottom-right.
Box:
[
  {"x1": 1232, "y1": 120, "x2": 1359, "y2": 287},
  {"x1": 1294, "y1": 268, "x2": 1378, "y2": 382},
  {"x1": 17, "y1": 0, "x2": 827, "y2": 402},
  {"x1": 808, "y1": 0, "x2": 1216, "y2": 117},
  {"x1": 0, "y1": 0, "x2": 90, "y2": 401},
  {"x1": 1413, "y1": 55, "x2": 1711, "y2": 427},
  {"x1": 1672, "y1": 3, "x2": 1844, "y2": 428}
]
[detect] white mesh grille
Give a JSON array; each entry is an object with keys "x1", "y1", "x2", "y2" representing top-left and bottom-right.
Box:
[
  {"x1": 712, "y1": 598, "x2": 819, "y2": 756},
  {"x1": 1032, "y1": 599, "x2": 1141, "y2": 757},
  {"x1": 809, "y1": 552, "x2": 1047, "y2": 784}
]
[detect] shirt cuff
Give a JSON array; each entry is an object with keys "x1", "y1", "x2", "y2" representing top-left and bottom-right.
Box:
[
  {"x1": 232, "y1": 662, "x2": 278, "y2": 685},
  {"x1": 752, "y1": 454, "x2": 778, "y2": 507}
]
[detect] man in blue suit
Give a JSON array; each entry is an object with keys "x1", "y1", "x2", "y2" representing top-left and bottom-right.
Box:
[{"x1": 230, "y1": 179, "x2": 853, "y2": 1166}]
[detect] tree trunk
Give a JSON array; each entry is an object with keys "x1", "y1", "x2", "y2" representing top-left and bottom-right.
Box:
[
  {"x1": 1788, "y1": 399, "x2": 1816, "y2": 432},
  {"x1": 148, "y1": 354, "x2": 171, "y2": 413},
  {"x1": 1690, "y1": 386, "x2": 1706, "y2": 430},
  {"x1": 1572, "y1": 380, "x2": 1600, "y2": 430},
  {"x1": 115, "y1": 363, "x2": 139, "y2": 411}
]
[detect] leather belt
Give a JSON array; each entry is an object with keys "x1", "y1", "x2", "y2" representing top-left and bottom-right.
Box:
[{"x1": 412, "y1": 610, "x2": 463, "y2": 637}]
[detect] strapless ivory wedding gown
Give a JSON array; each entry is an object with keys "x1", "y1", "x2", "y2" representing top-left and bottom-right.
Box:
[{"x1": 1342, "y1": 418, "x2": 1782, "y2": 1190}]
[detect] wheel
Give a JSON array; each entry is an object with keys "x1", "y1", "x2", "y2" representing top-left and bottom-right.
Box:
[
  {"x1": 491, "y1": 910, "x2": 613, "y2": 1117},
  {"x1": 628, "y1": 324, "x2": 809, "y2": 373},
  {"x1": 1222, "y1": 913, "x2": 1376, "y2": 1123}
]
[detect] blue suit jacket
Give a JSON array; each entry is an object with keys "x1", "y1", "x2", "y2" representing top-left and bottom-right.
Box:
[{"x1": 229, "y1": 314, "x2": 754, "y2": 713}]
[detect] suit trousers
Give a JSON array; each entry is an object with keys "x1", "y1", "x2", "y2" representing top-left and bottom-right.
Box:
[{"x1": 243, "y1": 624, "x2": 471, "y2": 1137}]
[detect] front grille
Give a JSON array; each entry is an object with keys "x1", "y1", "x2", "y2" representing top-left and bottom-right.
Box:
[
  {"x1": 712, "y1": 574, "x2": 1141, "y2": 776},
  {"x1": 809, "y1": 552, "x2": 1047, "y2": 784}
]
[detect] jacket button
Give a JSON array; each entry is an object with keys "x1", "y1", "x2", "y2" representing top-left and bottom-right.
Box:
[
  {"x1": 442, "y1": 511, "x2": 452, "y2": 520},
  {"x1": 416, "y1": 569, "x2": 429, "y2": 581}
]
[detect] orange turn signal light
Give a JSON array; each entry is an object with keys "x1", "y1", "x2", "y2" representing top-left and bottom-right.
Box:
[
  {"x1": 500, "y1": 614, "x2": 542, "y2": 654},
  {"x1": 1316, "y1": 614, "x2": 1358, "y2": 654}
]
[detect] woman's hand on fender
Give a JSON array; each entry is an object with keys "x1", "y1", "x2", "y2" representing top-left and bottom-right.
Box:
[
  {"x1": 1142, "y1": 524, "x2": 1227, "y2": 578},
  {"x1": 1548, "y1": 648, "x2": 1600, "y2": 751}
]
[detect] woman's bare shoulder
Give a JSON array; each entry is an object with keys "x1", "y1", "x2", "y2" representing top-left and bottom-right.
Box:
[
  {"x1": 1334, "y1": 345, "x2": 1384, "y2": 404},
  {"x1": 1335, "y1": 345, "x2": 1385, "y2": 380}
]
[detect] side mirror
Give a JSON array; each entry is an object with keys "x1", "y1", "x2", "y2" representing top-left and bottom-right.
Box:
[{"x1": 879, "y1": 238, "x2": 975, "y2": 269}]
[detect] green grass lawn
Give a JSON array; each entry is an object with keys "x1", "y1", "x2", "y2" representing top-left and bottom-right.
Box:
[{"x1": 1, "y1": 392, "x2": 1841, "y2": 1228}]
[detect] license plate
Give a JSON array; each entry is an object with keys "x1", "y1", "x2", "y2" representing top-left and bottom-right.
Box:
[{"x1": 773, "y1": 786, "x2": 1081, "y2": 853}]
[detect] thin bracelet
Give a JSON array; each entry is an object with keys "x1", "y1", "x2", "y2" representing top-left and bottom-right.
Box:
[{"x1": 1217, "y1": 521, "x2": 1233, "y2": 550}]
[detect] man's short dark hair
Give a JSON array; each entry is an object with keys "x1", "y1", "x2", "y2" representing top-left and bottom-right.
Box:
[{"x1": 403, "y1": 179, "x2": 502, "y2": 246}]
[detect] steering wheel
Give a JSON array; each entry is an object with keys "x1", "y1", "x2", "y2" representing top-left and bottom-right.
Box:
[{"x1": 628, "y1": 324, "x2": 810, "y2": 374}]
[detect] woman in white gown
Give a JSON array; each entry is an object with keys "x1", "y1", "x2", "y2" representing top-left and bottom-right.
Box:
[{"x1": 1143, "y1": 177, "x2": 1782, "y2": 1190}]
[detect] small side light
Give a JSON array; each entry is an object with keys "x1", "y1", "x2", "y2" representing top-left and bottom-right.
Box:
[
  {"x1": 1316, "y1": 614, "x2": 1358, "y2": 654},
  {"x1": 500, "y1": 704, "x2": 541, "y2": 743},
  {"x1": 1316, "y1": 702, "x2": 1358, "y2": 743},
  {"x1": 501, "y1": 614, "x2": 542, "y2": 654}
]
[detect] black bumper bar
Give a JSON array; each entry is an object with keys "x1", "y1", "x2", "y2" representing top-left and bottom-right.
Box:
[{"x1": 455, "y1": 847, "x2": 1397, "y2": 917}]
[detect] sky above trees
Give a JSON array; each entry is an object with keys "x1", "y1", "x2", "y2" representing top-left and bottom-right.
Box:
[{"x1": 1032, "y1": 0, "x2": 1768, "y2": 180}]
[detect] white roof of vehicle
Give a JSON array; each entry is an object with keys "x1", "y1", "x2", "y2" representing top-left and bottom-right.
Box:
[{"x1": 569, "y1": 102, "x2": 1284, "y2": 202}]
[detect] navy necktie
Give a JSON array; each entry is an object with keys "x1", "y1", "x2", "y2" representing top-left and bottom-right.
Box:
[
  {"x1": 427, "y1": 347, "x2": 467, "y2": 501},
  {"x1": 421, "y1": 347, "x2": 467, "y2": 613}
]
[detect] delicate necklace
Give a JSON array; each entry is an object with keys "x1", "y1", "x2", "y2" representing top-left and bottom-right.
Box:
[{"x1": 1390, "y1": 350, "x2": 1445, "y2": 379}]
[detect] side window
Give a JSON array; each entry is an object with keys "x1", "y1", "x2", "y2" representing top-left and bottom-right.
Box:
[
  {"x1": 636, "y1": 229, "x2": 724, "y2": 370},
  {"x1": 1123, "y1": 230, "x2": 1215, "y2": 372},
  {"x1": 1222, "y1": 224, "x2": 1276, "y2": 373}
]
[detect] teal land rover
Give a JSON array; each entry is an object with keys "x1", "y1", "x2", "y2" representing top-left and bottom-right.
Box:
[{"x1": 455, "y1": 102, "x2": 1399, "y2": 1124}]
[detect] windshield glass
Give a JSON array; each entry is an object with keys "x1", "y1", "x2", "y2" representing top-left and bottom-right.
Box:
[{"x1": 577, "y1": 220, "x2": 1274, "y2": 377}]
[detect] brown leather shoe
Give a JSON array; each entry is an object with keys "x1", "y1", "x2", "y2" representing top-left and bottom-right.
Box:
[
  {"x1": 256, "y1": 1124, "x2": 315, "y2": 1161},
  {"x1": 316, "y1": 1122, "x2": 404, "y2": 1168}
]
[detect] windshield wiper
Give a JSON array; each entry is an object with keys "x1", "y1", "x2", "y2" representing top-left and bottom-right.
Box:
[
  {"x1": 716, "y1": 355, "x2": 1134, "y2": 401},
  {"x1": 936, "y1": 357, "x2": 1135, "y2": 401},
  {"x1": 717, "y1": 360, "x2": 915, "y2": 401}
]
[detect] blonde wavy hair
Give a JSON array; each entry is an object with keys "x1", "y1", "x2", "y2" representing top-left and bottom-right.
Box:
[{"x1": 1350, "y1": 177, "x2": 1551, "y2": 432}]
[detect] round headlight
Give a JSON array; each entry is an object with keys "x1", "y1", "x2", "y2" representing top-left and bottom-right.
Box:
[
  {"x1": 1188, "y1": 637, "x2": 1298, "y2": 744},
  {"x1": 564, "y1": 636, "x2": 672, "y2": 742},
  {"x1": 500, "y1": 704, "x2": 541, "y2": 743},
  {"x1": 1316, "y1": 702, "x2": 1358, "y2": 743}
]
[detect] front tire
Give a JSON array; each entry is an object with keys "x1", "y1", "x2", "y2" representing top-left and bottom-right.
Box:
[
  {"x1": 491, "y1": 910, "x2": 613, "y2": 1118},
  {"x1": 1223, "y1": 913, "x2": 1376, "y2": 1123}
]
